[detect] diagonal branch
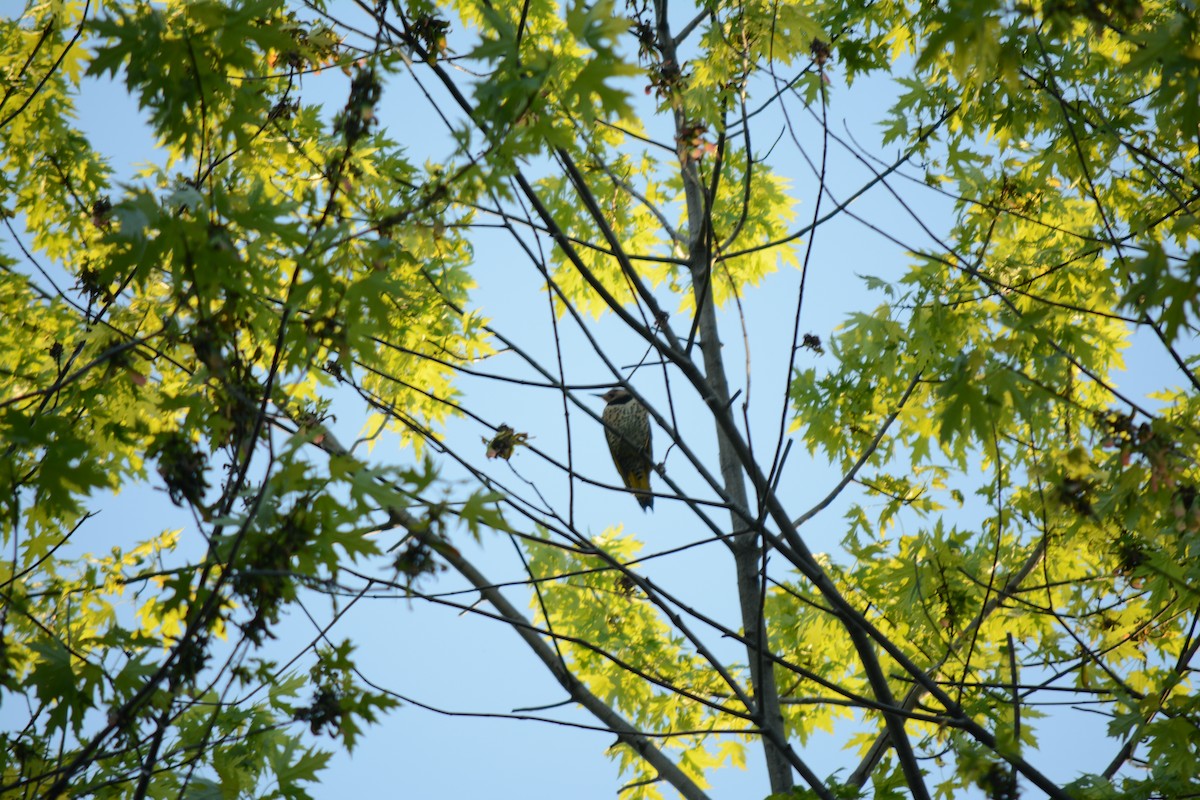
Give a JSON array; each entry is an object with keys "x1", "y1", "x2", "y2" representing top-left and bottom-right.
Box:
[{"x1": 388, "y1": 508, "x2": 717, "y2": 800}]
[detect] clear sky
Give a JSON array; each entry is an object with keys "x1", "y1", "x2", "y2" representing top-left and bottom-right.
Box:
[{"x1": 1, "y1": 0, "x2": 1183, "y2": 797}]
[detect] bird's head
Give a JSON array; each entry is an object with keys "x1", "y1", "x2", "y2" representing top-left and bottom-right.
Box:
[{"x1": 596, "y1": 387, "x2": 631, "y2": 404}]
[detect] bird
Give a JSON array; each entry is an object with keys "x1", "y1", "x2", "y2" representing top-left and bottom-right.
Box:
[{"x1": 596, "y1": 387, "x2": 653, "y2": 511}]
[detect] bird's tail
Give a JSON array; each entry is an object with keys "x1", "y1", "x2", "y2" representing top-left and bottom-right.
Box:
[{"x1": 626, "y1": 470, "x2": 653, "y2": 511}]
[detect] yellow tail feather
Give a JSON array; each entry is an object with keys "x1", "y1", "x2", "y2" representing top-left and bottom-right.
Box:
[{"x1": 623, "y1": 470, "x2": 653, "y2": 511}]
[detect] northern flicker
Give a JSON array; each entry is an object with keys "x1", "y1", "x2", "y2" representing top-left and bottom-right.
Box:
[{"x1": 597, "y1": 387, "x2": 653, "y2": 511}]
